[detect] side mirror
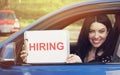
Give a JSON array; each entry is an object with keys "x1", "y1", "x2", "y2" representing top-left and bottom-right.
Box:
[{"x1": 0, "y1": 42, "x2": 16, "y2": 65}]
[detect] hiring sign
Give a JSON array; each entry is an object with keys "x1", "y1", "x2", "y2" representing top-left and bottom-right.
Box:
[{"x1": 24, "y1": 30, "x2": 70, "y2": 63}]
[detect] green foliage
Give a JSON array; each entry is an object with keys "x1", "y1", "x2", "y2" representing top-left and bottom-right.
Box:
[
  {"x1": 0, "y1": 0, "x2": 9, "y2": 9},
  {"x1": 3, "y1": 0, "x2": 86, "y2": 27}
]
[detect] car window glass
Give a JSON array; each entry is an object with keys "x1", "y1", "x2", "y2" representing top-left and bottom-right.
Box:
[
  {"x1": 63, "y1": 14, "x2": 115, "y2": 43},
  {"x1": 108, "y1": 14, "x2": 115, "y2": 27},
  {"x1": 63, "y1": 19, "x2": 84, "y2": 43},
  {"x1": 8, "y1": 13, "x2": 14, "y2": 20},
  {"x1": 0, "y1": 14, "x2": 119, "y2": 64},
  {"x1": 0, "y1": 13, "x2": 13, "y2": 20}
]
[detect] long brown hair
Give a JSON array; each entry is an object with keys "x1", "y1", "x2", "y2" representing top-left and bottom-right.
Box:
[{"x1": 77, "y1": 14, "x2": 113, "y2": 62}]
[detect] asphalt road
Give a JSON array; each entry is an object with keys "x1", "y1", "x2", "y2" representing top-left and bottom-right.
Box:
[{"x1": 0, "y1": 36, "x2": 9, "y2": 43}]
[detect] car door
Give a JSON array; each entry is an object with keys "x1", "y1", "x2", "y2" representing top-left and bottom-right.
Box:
[{"x1": 0, "y1": 0, "x2": 120, "y2": 65}]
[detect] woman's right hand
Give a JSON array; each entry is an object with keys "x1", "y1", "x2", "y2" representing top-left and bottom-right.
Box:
[
  {"x1": 66, "y1": 54, "x2": 82, "y2": 63},
  {"x1": 20, "y1": 45, "x2": 27, "y2": 62}
]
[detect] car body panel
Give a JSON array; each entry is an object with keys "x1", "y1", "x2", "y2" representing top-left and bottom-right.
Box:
[{"x1": 1, "y1": 64, "x2": 120, "y2": 75}]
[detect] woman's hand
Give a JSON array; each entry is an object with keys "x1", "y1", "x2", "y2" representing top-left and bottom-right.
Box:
[
  {"x1": 20, "y1": 45, "x2": 27, "y2": 62},
  {"x1": 66, "y1": 54, "x2": 82, "y2": 63}
]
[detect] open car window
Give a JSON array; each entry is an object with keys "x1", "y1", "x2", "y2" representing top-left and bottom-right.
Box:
[
  {"x1": 63, "y1": 18, "x2": 84, "y2": 43},
  {"x1": 64, "y1": 14, "x2": 116, "y2": 43},
  {"x1": 0, "y1": 1, "x2": 120, "y2": 66},
  {"x1": 0, "y1": 14, "x2": 119, "y2": 65},
  {"x1": 63, "y1": 14, "x2": 118, "y2": 62}
]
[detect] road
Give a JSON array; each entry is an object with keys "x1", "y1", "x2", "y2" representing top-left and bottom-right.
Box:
[{"x1": 0, "y1": 35, "x2": 9, "y2": 43}]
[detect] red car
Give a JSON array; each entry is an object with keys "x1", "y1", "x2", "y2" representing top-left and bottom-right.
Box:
[{"x1": 0, "y1": 10, "x2": 20, "y2": 34}]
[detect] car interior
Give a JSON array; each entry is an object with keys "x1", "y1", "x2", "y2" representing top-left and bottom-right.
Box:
[{"x1": 112, "y1": 14, "x2": 120, "y2": 62}]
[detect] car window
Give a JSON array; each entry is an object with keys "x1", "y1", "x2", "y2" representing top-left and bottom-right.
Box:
[
  {"x1": 63, "y1": 19, "x2": 84, "y2": 43},
  {"x1": 62, "y1": 14, "x2": 119, "y2": 63},
  {"x1": 0, "y1": 13, "x2": 14, "y2": 20},
  {"x1": 8, "y1": 13, "x2": 14, "y2": 20},
  {"x1": 0, "y1": 12, "x2": 119, "y2": 65},
  {"x1": 63, "y1": 14, "x2": 115, "y2": 43}
]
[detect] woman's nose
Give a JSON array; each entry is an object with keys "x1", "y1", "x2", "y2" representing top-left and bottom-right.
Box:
[{"x1": 94, "y1": 32, "x2": 99, "y2": 38}]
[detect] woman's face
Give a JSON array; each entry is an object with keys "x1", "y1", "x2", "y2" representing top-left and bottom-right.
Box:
[{"x1": 88, "y1": 22, "x2": 109, "y2": 48}]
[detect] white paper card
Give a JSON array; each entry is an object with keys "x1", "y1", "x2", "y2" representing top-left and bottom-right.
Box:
[{"x1": 24, "y1": 30, "x2": 70, "y2": 63}]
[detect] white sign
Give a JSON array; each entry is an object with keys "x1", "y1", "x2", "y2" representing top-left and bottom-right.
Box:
[{"x1": 24, "y1": 30, "x2": 70, "y2": 63}]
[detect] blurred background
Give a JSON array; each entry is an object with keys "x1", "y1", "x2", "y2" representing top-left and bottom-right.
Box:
[{"x1": 0, "y1": 0, "x2": 87, "y2": 28}]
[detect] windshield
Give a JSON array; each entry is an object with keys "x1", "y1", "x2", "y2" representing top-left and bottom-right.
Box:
[{"x1": 0, "y1": 12, "x2": 15, "y2": 20}]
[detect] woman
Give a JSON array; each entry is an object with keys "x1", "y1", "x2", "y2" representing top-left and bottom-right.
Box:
[
  {"x1": 21, "y1": 15, "x2": 113, "y2": 63},
  {"x1": 66, "y1": 15, "x2": 114, "y2": 63}
]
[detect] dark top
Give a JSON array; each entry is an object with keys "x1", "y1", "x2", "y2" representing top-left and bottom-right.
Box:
[{"x1": 88, "y1": 55, "x2": 112, "y2": 63}]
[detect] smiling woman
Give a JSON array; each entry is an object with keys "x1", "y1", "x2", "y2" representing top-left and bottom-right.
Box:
[{"x1": 66, "y1": 14, "x2": 114, "y2": 63}]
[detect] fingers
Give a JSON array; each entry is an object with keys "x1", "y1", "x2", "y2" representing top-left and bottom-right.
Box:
[
  {"x1": 20, "y1": 45, "x2": 27, "y2": 62},
  {"x1": 20, "y1": 50, "x2": 27, "y2": 62},
  {"x1": 20, "y1": 51, "x2": 27, "y2": 57},
  {"x1": 66, "y1": 54, "x2": 82, "y2": 63},
  {"x1": 66, "y1": 54, "x2": 75, "y2": 62},
  {"x1": 22, "y1": 45, "x2": 25, "y2": 50}
]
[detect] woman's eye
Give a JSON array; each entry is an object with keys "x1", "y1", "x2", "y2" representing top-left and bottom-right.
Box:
[
  {"x1": 89, "y1": 30, "x2": 94, "y2": 33},
  {"x1": 99, "y1": 30, "x2": 105, "y2": 33}
]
